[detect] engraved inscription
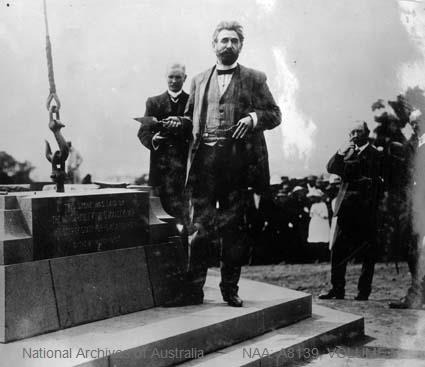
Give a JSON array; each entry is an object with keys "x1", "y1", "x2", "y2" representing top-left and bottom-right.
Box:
[{"x1": 31, "y1": 193, "x2": 149, "y2": 259}]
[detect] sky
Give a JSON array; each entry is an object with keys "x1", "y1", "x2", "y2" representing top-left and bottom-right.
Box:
[{"x1": 0, "y1": 0, "x2": 423, "y2": 182}]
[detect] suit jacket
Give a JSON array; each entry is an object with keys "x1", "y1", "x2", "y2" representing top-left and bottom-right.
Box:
[
  {"x1": 137, "y1": 91, "x2": 189, "y2": 187},
  {"x1": 181, "y1": 64, "x2": 281, "y2": 193},
  {"x1": 327, "y1": 144, "x2": 383, "y2": 238}
]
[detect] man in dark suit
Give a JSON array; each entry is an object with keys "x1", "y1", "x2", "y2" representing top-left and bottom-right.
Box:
[
  {"x1": 180, "y1": 21, "x2": 281, "y2": 307},
  {"x1": 137, "y1": 63, "x2": 190, "y2": 224},
  {"x1": 319, "y1": 121, "x2": 383, "y2": 301},
  {"x1": 390, "y1": 118, "x2": 425, "y2": 309}
]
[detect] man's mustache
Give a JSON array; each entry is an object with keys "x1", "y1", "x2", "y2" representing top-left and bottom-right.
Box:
[{"x1": 218, "y1": 49, "x2": 237, "y2": 56}]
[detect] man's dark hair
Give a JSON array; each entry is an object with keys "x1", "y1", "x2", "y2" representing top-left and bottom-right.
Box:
[{"x1": 212, "y1": 21, "x2": 244, "y2": 45}]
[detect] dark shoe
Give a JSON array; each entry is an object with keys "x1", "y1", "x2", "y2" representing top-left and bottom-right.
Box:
[
  {"x1": 354, "y1": 294, "x2": 369, "y2": 301},
  {"x1": 318, "y1": 289, "x2": 345, "y2": 300},
  {"x1": 223, "y1": 293, "x2": 243, "y2": 307},
  {"x1": 389, "y1": 297, "x2": 422, "y2": 310},
  {"x1": 389, "y1": 300, "x2": 409, "y2": 309}
]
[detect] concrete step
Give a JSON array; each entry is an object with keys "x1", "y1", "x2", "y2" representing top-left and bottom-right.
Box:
[
  {"x1": 181, "y1": 305, "x2": 363, "y2": 367},
  {"x1": 0, "y1": 272, "x2": 311, "y2": 367}
]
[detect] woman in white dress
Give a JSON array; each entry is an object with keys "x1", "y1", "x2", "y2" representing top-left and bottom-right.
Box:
[{"x1": 307, "y1": 189, "x2": 330, "y2": 261}]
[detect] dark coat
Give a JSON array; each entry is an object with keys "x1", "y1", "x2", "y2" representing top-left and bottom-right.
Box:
[
  {"x1": 181, "y1": 64, "x2": 281, "y2": 194},
  {"x1": 327, "y1": 144, "x2": 383, "y2": 240},
  {"x1": 137, "y1": 91, "x2": 189, "y2": 219},
  {"x1": 137, "y1": 91, "x2": 189, "y2": 188}
]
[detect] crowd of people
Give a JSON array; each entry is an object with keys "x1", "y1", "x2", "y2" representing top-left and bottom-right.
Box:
[{"x1": 247, "y1": 174, "x2": 339, "y2": 265}]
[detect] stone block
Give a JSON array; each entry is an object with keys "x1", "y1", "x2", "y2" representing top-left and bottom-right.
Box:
[
  {"x1": 0, "y1": 260, "x2": 59, "y2": 342},
  {"x1": 148, "y1": 206, "x2": 173, "y2": 244},
  {"x1": 0, "y1": 207, "x2": 33, "y2": 265},
  {"x1": 150, "y1": 197, "x2": 175, "y2": 223},
  {"x1": 0, "y1": 237, "x2": 33, "y2": 265},
  {"x1": 144, "y1": 241, "x2": 187, "y2": 306},
  {"x1": 50, "y1": 247, "x2": 154, "y2": 328},
  {"x1": 0, "y1": 195, "x2": 18, "y2": 210},
  {"x1": 0, "y1": 209, "x2": 31, "y2": 238},
  {"x1": 17, "y1": 191, "x2": 149, "y2": 260}
]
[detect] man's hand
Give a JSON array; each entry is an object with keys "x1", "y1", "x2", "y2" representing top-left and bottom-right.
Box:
[
  {"x1": 337, "y1": 141, "x2": 356, "y2": 156},
  {"x1": 152, "y1": 132, "x2": 166, "y2": 143},
  {"x1": 232, "y1": 115, "x2": 253, "y2": 139},
  {"x1": 162, "y1": 116, "x2": 181, "y2": 129},
  {"x1": 152, "y1": 132, "x2": 166, "y2": 150}
]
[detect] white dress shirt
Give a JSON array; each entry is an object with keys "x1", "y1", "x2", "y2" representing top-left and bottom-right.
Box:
[{"x1": 357, "y1": 142, "x2": 369, "y2": 154}]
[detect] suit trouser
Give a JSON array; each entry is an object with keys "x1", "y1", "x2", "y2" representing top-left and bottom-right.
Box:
[
  {"x1": 391, "y1": 193, "x2": 425, "y2": 304},
  {"x1": 187, "y1": 142, "x2": 248, "y2": 297},
  {"x1": 406, "y1": 235, "x2": 425, "y2": 303},
  {"x1": 330, "y1": 225, "x2": 376, "y2": 296}
]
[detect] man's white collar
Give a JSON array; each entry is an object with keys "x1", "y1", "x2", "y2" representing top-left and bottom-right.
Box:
[
  {"x1": 168, "y1": 90, "x2": 183, "y2": 98},
  {"x1": 357, "y1": 142, "x2": 369, "y2": 153},
  {"x1": 216, "y1": 61, "x2": 238, "y2": 71}
]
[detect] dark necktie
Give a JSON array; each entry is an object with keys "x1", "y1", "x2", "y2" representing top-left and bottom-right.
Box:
[{"x1": 216, "y1": 68, "x2": 236, "y2": 75}]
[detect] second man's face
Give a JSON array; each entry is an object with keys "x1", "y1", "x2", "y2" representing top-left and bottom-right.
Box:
[
  {"x1": 167, "y1": 69, "x2": 186, "y2": 92},
  {"x1": 213, "y1": 29, "x2": 242, "y2": 66},
  {"x1": 349, "y1": 124, "x2": 368, "y2": 146}
]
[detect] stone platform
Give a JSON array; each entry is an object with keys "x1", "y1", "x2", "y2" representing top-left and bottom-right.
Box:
[
  {"x1": 0, "y1": 189, "x2": 186, "y2": 342},
  {"x1": 0, "y1": 272, "x2": 363, "y2": 367}
]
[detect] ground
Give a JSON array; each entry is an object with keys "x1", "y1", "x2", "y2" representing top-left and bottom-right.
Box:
[{"x1": 240, "y1": 262, "x2": 425, "y2": 366}]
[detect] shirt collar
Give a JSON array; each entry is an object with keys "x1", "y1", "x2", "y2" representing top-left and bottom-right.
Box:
[
  {"x1": 168, "y1": 89, "x2": 183, "y2": 99},
  {"x1": 357, "y1": 142, "x2": 369, "y2": 153},
  {"x1": 216, "y1": 61, "x2": 238, "y2": 71}
]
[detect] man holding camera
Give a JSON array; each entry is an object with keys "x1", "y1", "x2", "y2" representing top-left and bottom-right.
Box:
[
  {"x1": 137, "y1": 63, "x2": 190, "y2": 223},
  {"x1": 320, "y1": 121, "x2": 383, "y2": 301}
]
